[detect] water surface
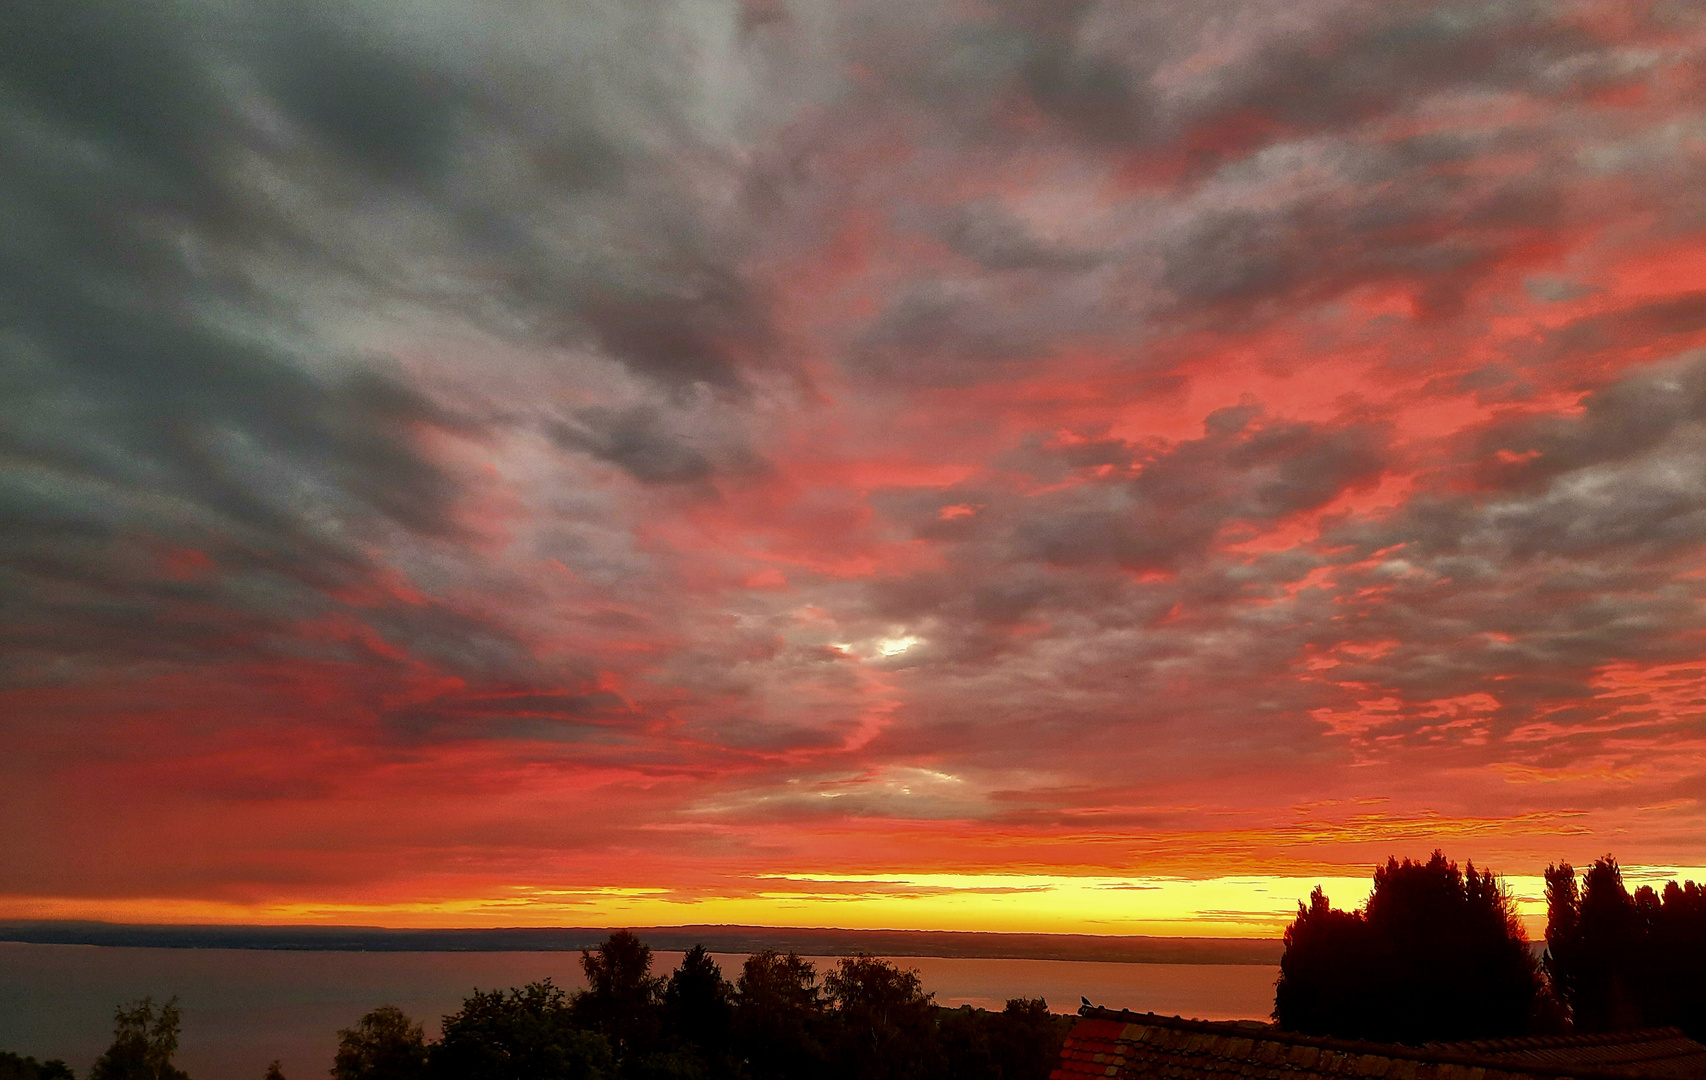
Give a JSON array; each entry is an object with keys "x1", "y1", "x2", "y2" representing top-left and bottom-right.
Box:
[{"x1": 0, "y1": 943, "x2": 1277, "y2": 1080}]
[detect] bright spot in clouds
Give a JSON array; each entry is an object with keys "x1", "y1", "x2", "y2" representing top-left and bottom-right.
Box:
[{"x1": 877, "y1": 635, "x2": 922, "y2": 657}]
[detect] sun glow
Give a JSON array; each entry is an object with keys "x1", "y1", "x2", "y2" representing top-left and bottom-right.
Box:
[
  {"x1": 0, "y1": 875, "x2": 1443, "y2": 936},
  {"x1": 876, "y1": 634, "x2": 922, "y2": 657}
]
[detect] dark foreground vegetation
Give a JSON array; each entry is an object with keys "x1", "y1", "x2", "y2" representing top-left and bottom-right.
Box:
[
  {"x1": 1274, "y1": 851, "x2": 1706, "y2": 1044},
  {"x1": 0, "y1": 1054, "x2": 73, "y2": 1080},
  {"x1": 1544, "y1": 856, "x2": 1706, "y2": 1036},
  {"x1": 1274, "y1": 851, "x2": 1552, "y2": 1043},
  {"x1": 0, "y1": 998, "x2": 189, "y2": 1080},
  {"x1": 47, "y1": 935, "x2": 1070, "y2": 1080},
  {"x1": 331, "y1": 937, "x2": 1069, "y2": 1080}
]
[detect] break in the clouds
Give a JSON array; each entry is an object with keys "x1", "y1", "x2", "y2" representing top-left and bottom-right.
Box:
[{"x1": 7, "y1": 0, "x2": 1706, "y2": 932}]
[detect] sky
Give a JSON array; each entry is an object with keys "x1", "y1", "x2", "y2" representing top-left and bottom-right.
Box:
[{"x1": 6, "y1": 0, "x2": 1706, "y2": 939}]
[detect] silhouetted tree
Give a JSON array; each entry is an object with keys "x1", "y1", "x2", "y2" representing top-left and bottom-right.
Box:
[
  {"x1": 332, "y1": 1007, "x2": 427, "y2": 1080},
  {"x1": 1542, "y1": 861, "x2": 1584, "y2": 1023},
  {"x1": 1545, "y1": 856, "x2": 1706, "y2": 1037},
  {"x1": 575, "y1": 932, "x2": 666, "y2": 1075},
  {"x1": 0, "y1": 1052, "x2": 74, "y2": 1080},
  {"x1": 263, "y1": 1063, "x2": 284, "y2": 1080},
  {"x1": 89, "y1": 997, "x2": 190, "y2": 1080},
  {"x1": 732, "y1": 950, "x2": 826, "y2": 1080},
  {"x1": 1273, "y1": 886, "x2": 1378, "y2": 1038},
  {"x1": 822, "y1": 955, "x2": 938, "y2": 1080},
  {"x1": 430, "y1": 980, "x2": 610, "y2": 1080},
  {"x1": 664, "y1": 946, "x2": 733, "y2": 1076},
  {"x1": 1649, "y1": 877, "x2": 1706, "y2": 1037},
  {"x1": 1273, "y1": 851, "x2": 1543, "y2": 1043},
  {"x1": 1545, "y1": 858, "x2": 1637, "y2": 1032}
]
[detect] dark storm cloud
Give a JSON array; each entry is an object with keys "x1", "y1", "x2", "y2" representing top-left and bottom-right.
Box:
[
  {"x1": 259, "y1": 14, "x2": 478, "y2": 183},
  {"x1": 578, "y1": 266, "x2": 776, "y2": 391},
  {"x1": 0, "y1": 0, "x2": 796, "y2": 687},
  {"x1": 1200, "y1": 3, "x2": 1600, "y2": 129},
  {"x1": 0, "y1": 0, "x2": 1679, "y2": 700},
  {"x1": 845, "y1": 352, "x2": 1706, "y2": 788},
  {"x1": 2, "y1": 5, "x2": 465, "y2": 526},
  {"x1": 1534, "y1": 295, "x2": 1706, "y2": 371},
  {"x1": 386, "y1": 687, "x2": 630, "y2": 743},
  {"x1": 1015, "y1": 10, "x2": 1157, "y2": 144},
  {"x1": 937, "y1": 201, "x2": 1101, "y2": 273},
  {"x1": 843, "y1": 409, "x2": 1389, "y2": 690},
  {"x1": 548, "y1": 406, "x2": 715, "y2": 485},
  {"x1": 1119, "y1": 5, "x2": 1679, "y2": 323},
  {"x1": 0, "y1": 81, "x2": 471, "y2": 676},
  {"x1": 823, "y1": 1, "x2": 1670, "y2": 395},
  {"x1": 1229, "y1": 354, "x2": 1706, "y2": 763},
  {"x1": 852, "y1": 283, "x2": 1050, "y2": 382},
  {"x1": 1482, "y1": 353, "x2": 1706, "y2": 481},
  {"x1": 1439, "y1": 353, "x2": 1706, "y2": 559},
  {"x1": 1154, "y1": 144, "x2": 1563, "y2": 320},
  {"x1": 3, "y1": 0, "x2": 226, "y2": 199},
  {"x1": 1005, "y1": 408, "x2": 1390, "y2": 571}
]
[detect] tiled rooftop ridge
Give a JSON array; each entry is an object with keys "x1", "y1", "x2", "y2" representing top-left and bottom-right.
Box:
[{"x1": 1051, "y1": 1008, "x2": 1706, "y2": 1080}]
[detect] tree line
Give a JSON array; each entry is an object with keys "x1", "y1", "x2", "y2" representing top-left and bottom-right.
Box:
[
  {"x1": 1274, "y1": 851, "x2": 1706, "y2": 1044},
  {"x1": 1543, "y1": 856, "x2": 1706, "y2": 1035},
  {"x1": 38, "y1": 934, "x2": 1069, "y2": 1080}
]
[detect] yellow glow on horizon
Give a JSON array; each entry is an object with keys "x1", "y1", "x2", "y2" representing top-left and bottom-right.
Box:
[{"x1": 10, "y1": 866, "x2": 1703, "y2": 938}]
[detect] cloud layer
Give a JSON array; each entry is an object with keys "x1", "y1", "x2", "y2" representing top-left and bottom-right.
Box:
[{"x1": 7, "y1": 0, "x2": 1706, "y2": 930}]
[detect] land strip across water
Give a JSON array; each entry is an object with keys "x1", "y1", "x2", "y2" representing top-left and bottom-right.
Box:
[{"x1": 0, "y1": 922, "x2": 1281, "y2": 964}]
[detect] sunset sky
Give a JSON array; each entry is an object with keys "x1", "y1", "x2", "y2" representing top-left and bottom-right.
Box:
[{"x1": 8, "y1": 0, "x2": 1706, "y2": 938}]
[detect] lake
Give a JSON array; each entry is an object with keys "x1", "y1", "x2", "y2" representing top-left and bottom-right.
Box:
[{"x1": 0, "y1": 943, "x2": 1278, "y2": 1080}]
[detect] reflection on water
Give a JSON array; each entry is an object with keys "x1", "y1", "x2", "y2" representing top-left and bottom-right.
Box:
[{"x1": 0, "y1": 943, "x2": 1277, "y2": 1080}]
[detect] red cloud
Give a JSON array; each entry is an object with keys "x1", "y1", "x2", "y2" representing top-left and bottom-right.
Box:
[{"x1": 9, "y1": 0, "x2": 1706, "y2": 928}]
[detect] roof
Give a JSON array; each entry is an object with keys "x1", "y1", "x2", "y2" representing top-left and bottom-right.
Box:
[
  {"x1": 1427, "y1": 1031, "x2": 1706, "y2": 1080},
  {"x1": 1050, "y1": 1008, "x2": 1706, "y2": 1080}
]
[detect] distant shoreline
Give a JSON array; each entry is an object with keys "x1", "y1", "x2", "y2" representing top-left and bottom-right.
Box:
[{"x1": 0, "y1": 921, "x2": 1282, "y2": 966}]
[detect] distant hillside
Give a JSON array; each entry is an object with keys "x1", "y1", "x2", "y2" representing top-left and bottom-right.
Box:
[{"x1": 0, "y1": 921, "x2": 1282, "y2": 965}]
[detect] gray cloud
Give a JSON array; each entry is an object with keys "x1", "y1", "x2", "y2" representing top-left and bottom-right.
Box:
[
  {"x1": 937, "y1": 201, "x2": 1102, "y2": 273},
  {"x1": 0, "y1": 0, "x2": 805, "y2": 685},
  {"x1": 1000, "y1": 408, "x2": 1390, "y2": 571},
  {"x1": 548, "y1": 406, "x2": 715, "y2": 485}
]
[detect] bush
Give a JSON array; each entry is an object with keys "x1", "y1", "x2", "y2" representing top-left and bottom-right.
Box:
[
  {"x1": 430, "y1": 981, "x2": 611, "y2": 1080},
  {"x1": 0, "y1": 1052, "x2": 74, "y2": 1080},
  {"x1": 936, "y1": 998, "x2": 1066, "y2": 1080}
]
